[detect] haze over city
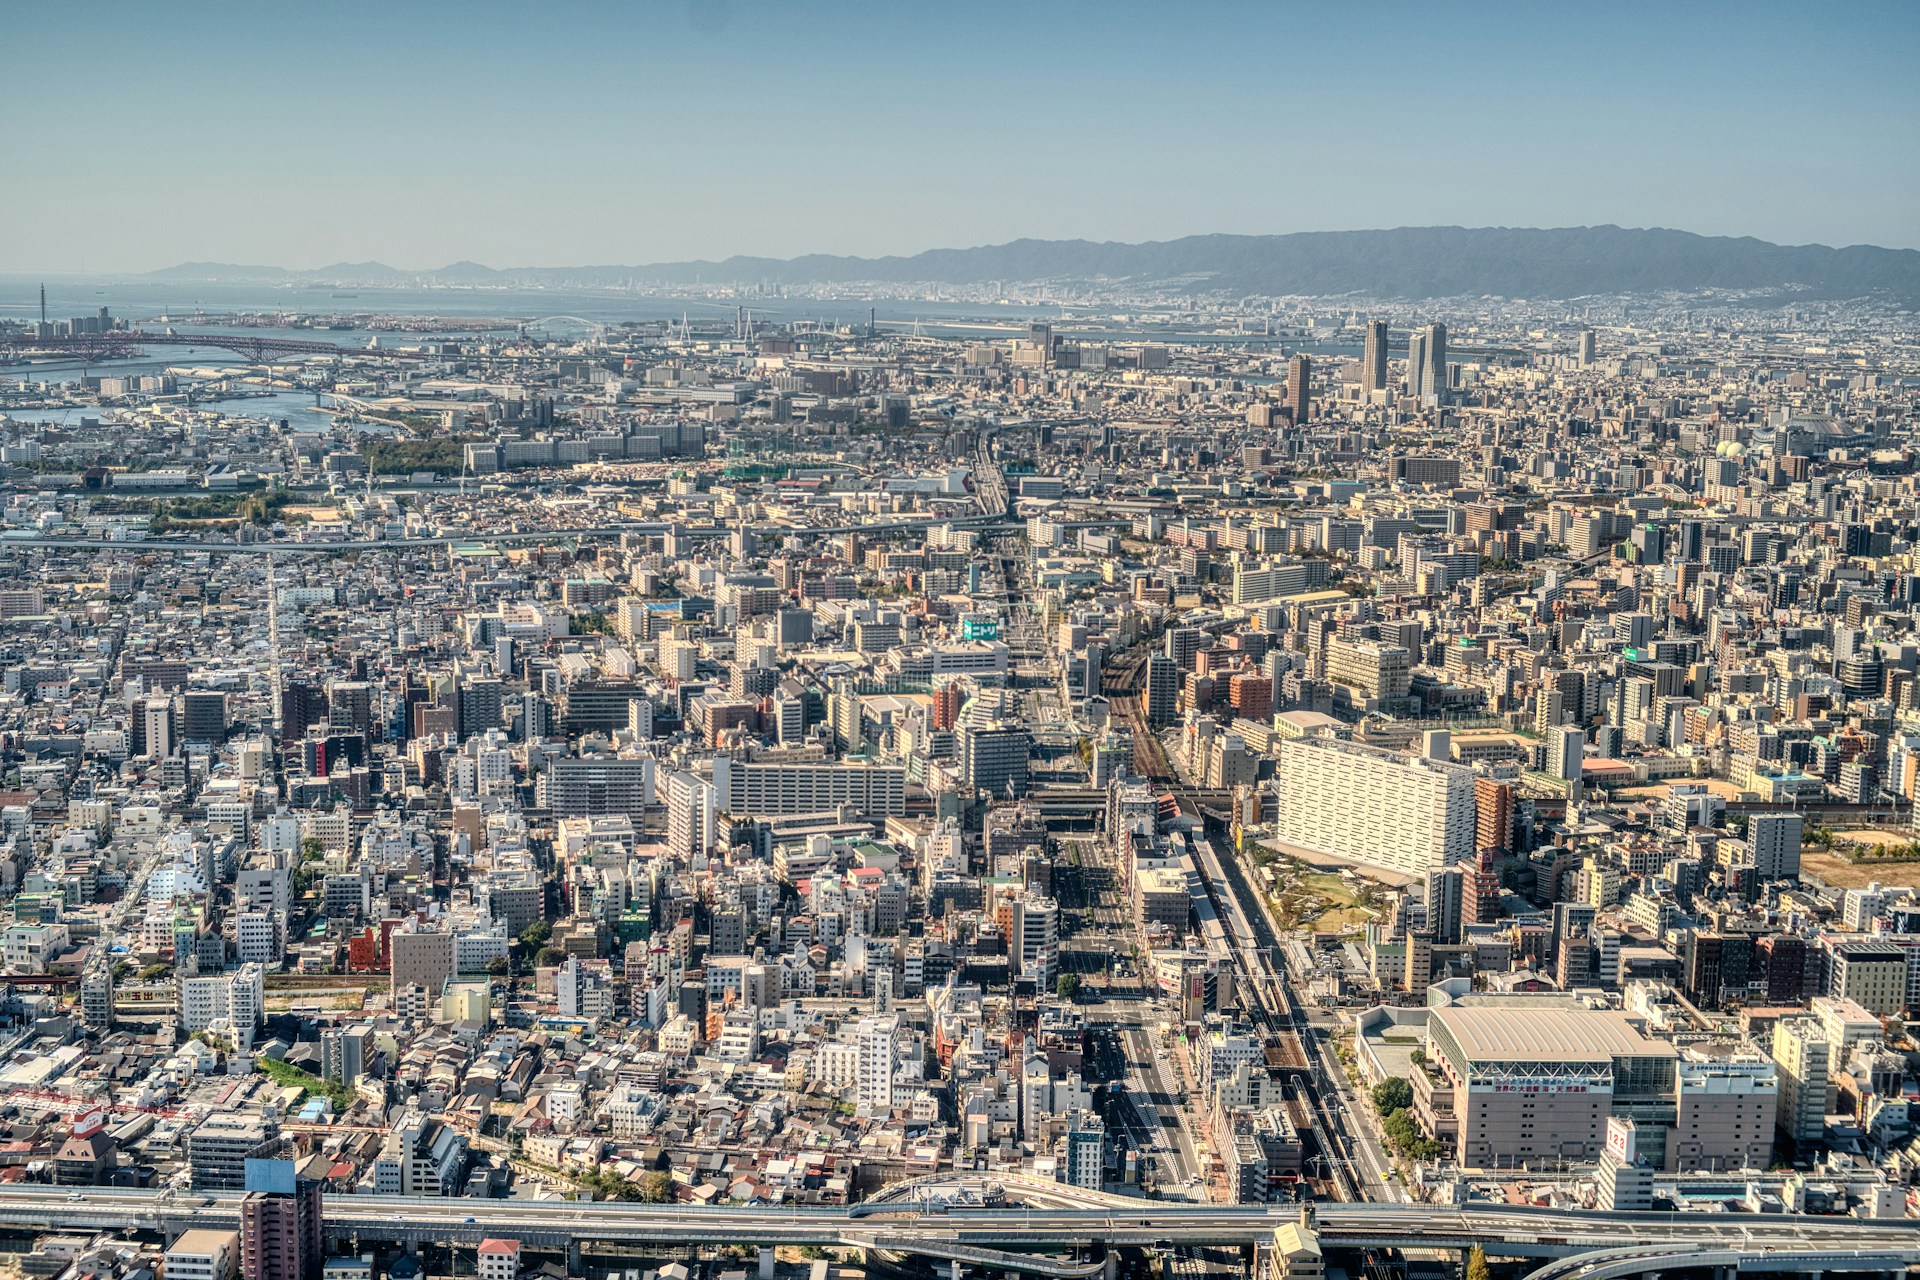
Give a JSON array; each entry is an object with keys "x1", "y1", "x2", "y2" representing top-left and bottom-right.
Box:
[{"x1": 3, "y1": 0, "x2": 1916, "y2": 274}]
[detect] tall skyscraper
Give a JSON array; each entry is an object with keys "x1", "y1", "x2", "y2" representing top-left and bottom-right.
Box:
[
  {"x1": 1421, "y1": 322, "x2": 1448, "y2": 399},
  {"x1": 1362, "y1": 319, "x2": 1388, "y2": 391},
  {"x1": 1285, "y1": 353, "x2": 1312, "y2": 422},
  {"x1": 1405, "y1": 328, "x2": 1429, "y2": 398}
]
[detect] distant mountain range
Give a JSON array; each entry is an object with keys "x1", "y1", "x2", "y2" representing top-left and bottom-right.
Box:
[{"x1": 146, "y1": 225, "x2": 1920, "y2": 301}]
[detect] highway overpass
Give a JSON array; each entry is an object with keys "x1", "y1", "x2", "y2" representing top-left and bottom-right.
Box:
[
  {"x1": 0, "y1": 1186, "x2": 1915, "y2": 1273},
  {"x1": 1521, "y1": 1245, "x2": 1917, "y2": 1280}
]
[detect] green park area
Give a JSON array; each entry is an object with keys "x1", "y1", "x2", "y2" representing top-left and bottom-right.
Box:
[{"x1": 1251, "y1": 846, "x2": 1385, "y2": 931}]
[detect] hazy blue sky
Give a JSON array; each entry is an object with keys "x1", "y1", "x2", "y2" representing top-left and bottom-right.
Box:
[{"x1": 6, "y1": 0, "x2": 1915, "y2": 272}]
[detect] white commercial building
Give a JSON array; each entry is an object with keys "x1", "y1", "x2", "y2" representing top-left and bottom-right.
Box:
[
  {"x1": 1274, "y1": 737, "x2": 1476, "y2": 878},
  {"x1": 712, "y1": 757, "x2": 906, "y2": 817}
]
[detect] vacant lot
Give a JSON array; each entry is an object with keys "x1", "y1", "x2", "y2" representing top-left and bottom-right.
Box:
[{"x1": 1801, "y1": 849, "x2": 1920, "y2": 890}]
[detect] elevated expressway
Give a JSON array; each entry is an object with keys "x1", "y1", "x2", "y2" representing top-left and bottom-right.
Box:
[{"x1": 0, "y1": 1186, "x2": 1914, "y2": 1278}]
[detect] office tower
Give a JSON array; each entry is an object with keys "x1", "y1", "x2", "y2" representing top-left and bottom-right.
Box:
[
  {"x1": 1749, "y1": 812, "x2": 1803, "y2": 881},
  {"x1": 1274, "y1": 737, "x2": 1477, "y2": 878},
  {"x1": 1144, "y1": 654, "x2": 1179, "y2": 727},
  {"x1": 181, "y1": 690, "x2": 228, "y2": 744},
  {"x1": 388, "y1": 929, "x2": 454, "y2": 999},
  {"x1": 1285, "y1": 353, "x2": 1312, "y2": 422},
  {"x1": 1421, "y1": 322, "x2": 1448, "y2": 399},
  {"x1": 1362, "y1": 319, "x2": 1388, "y2": 391},
  {"x1": 547, "y1": 756, "x2": 657, "y2": 820},
  {"x1": 1405, "y1": 328, "x2": 1429, "y2": 398},
  {"x1": 959, "y1": 719, "x2": 1030, "y2": 796},
  {"x1": 239, "y1": 1160, "x2": 324, "y2": 1280},
  {"x1": 1577, "y1": 328, "x2": 1597, "y2": 365}
]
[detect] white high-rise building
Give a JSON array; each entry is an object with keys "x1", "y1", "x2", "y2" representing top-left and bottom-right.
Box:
[
  {"x1": 1009, "y1": 894, "x2": 1060, "y2": 989},
  {"x1": 856, "y1": 1013, "x2": 900, "y2": 1111},
  {"x1": 1548, "y1": 726, "x2": 1586, "y2": 782},
  {"x1": 179, "y1": 962, "x2": 265, "y2": 1052},
  {"x1": 1275, "y1": 737, "x2": 1476, "y2": 878},
  {"x1": 663, "y1": 771, "x2": 716, "y2": 859},
  {"x1": 143, "y1": 697, "x2": 175, "y2": 760},
  {"x1": 711, "y1": 757, "x2": 906, "y2": 817}
]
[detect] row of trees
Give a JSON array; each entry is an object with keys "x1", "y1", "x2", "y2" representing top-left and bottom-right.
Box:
[
  {"x1": 1370, "y1": 1076, "x2": 1446, "y2": 1162},
  {"x1": 577, "y1": 1167, "x2": 674, "y2": 1202}
]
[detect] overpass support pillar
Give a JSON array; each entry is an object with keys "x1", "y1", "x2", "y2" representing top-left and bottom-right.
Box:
[
  {"x1": 568, "y1": 1243, "x2": 582, "y2": 1273},
  {"x1": 1104, "y1": 1252, "x2": 1118, "y2": 1280},
  {"x1": 759, "y1": 1247, "x2": 775, "y2": 1280},
  {"x1": 947, "y1": 1261, "x2": 963, "y2": 1280}
]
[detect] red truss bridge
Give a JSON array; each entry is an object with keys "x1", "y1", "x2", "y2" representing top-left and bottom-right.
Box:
[{"x1": 1, "y1": 330, "x2": 428, "y2": 363}]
